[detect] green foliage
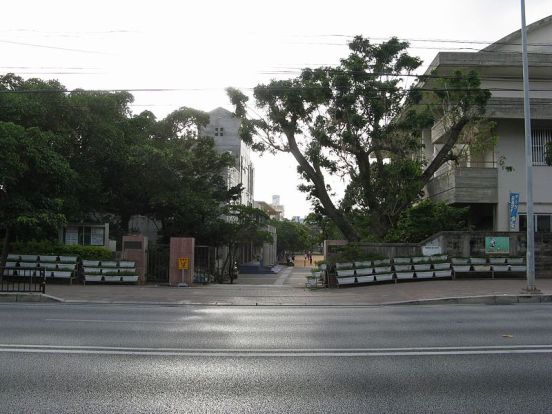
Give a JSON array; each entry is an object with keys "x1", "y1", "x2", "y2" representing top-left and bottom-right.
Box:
[
  {"x1": 271, "y1": 220, "x2": 314, "y2": 254},
  {"x1": 327, "y1": 244, "x2": 385, "y2": 264},
  {"x1": 227, "y1": 36, "x2": 492, "y2": 241},
  {"x1": 9, "y1": 240, "x2": 113, "y2": 260},
  {"x1": 385, "y1": 200, "x2": 470, "y2": 243},
  {"x1": 546, "y1": 141, "x2": 552, "y2": 166},
  {"x1": 0, "y1": 73, "x2": 239, "y2": 249}
]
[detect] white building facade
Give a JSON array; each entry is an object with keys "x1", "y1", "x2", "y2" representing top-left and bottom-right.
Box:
[
  {"x1": 205, "y1": 107, "x2": 254, "y2": 206},
  {"x1": 424, "y1": 15, "x2": 552, "y2": 232}
]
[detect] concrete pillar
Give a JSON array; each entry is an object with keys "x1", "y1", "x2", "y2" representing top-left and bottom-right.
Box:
[
  {"x1": 122, "y1": 234, "x2": 148, "y2": 284},
  {"x1": 169, "y1": 237, "x2": 195, "y2": 287}
]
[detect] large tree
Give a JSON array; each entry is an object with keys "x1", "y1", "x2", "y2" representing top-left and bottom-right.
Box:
[
  {"x1": 0, "y1": 74, "x2": 242, "y2": 253},
  {"x1": 227, "y1": 36, "x2": 491, "y2": 241}
]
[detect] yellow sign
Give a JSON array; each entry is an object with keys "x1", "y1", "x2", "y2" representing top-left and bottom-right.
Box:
[{"x1": 177, "y1": 257, "x2": 190, "y2": 270}]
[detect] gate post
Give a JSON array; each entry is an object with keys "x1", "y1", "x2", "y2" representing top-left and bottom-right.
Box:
[
  {"x1": 169, "y1": 237, "x2": 195, "y2": 287},
  {"x1": 122, "y1": 234, "x2": 148, "y2": 284}
]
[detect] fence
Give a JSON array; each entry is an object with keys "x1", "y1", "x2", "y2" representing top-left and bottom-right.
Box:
[
  {"x1": 1, "y1": 267, "x2": 46, "y2": 293},
  {"x1": 146, "y1": 244, "x2": 170, "y2": 283}
]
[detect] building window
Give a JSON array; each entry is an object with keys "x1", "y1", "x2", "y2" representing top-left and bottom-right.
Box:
[
  {"x1": 519, "y1": 214, "x2": 552, "y2": 232},
  {"x1": 214, "y1": 127, "x2": 224, "y2": 137},
  {"x1": 532, "y1": 129, "x2": 552, "y2": 166}
]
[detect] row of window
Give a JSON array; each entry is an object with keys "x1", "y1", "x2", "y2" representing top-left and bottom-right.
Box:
[
  {"x1": 519, "y1": 214, "x2": 552, "y2": 233},
  {"x1": 214, "y1": 127, "x2": 224, "y2": 137}
]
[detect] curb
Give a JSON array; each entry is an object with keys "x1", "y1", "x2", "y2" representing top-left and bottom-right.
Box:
[
  {"x1": 381, "y1": 294, "x2": 552, "y2": 306},
  {"x1": 0, "y1": 293, "x2": 62, "y2": 303},
  {"x1": 2, "y1": 293, "x2": 551, "y2": 307}
]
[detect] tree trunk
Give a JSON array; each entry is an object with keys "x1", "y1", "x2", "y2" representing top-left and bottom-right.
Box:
[
  {"x1": 420, "y1": 118, "x2": 469, "y2": 185},
  {"x1": 286, "y1": 131, "x2": 361, "y2": 242}
]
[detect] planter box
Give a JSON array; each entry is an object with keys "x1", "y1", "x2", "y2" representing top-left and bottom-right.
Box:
[
  {"x1": 393, "y1": 257, "x2": 411, "y2": 265},
  {"x1": 121, "y1": 276, "x2": 138, "y2": 283},
  {"x1": 337, "y1": 269, "x2": 355, "y2": 277},
  {"x1": 473, "y1": 265, "x2": 492, "y2": 272},
  {"x1": 83, "y1": 260, "x2": 100, "y2": 267},
  {"x1": 470, "y1": 258, "x2": 487, "y2": 265},
  {"x1": 433, "y1": 263, "x2": 451, "y2": 270},
  {"x1": 395, "y1": 272, "x2": 414, "y2": 279},
  {"x1": 48, "y1": 271, "x2": 72, "y2": 279},
  {"x1": 319, "y1": 264, "x2": 327, "y2": 271},
  {"x1": 492, "y1": 265, "x2": 509, "y2": 272},
  {"x1": 354, "y1": 261, "x2": 372, "y2": 268},
  {"x1": 58, "y1": 256, "x2": 77, "y2": 263},
  {"x1": 84, "y1": 267, "x2": 102, "y2": 273},
  {"x1": 85, "y1": 275, "x2": 103, "y2": 282},
  {"x1": 489, "y1": 258, "x2": 507, "y2": 265},
  {"x1": 356, "y1": 275, "x2": 374, "y2": 284},
  {"x1": 118, "y1": 261, "x2": 136, "y2": 268},
  {"x1": 413, "y1": 264, "x2": 431, "y2": 271},
  {"x1": 19, "y1": 255, "x2": 38, "y2": 262},
  {"x1": 430, "y1": 255, "x2": 448, "y2": 262},
  {"x1": 510, "y1": 265, "x2": 527, "y2": 272},
  {"x1": 452, "y1": 258, "x2": 469, "y2": 265},
  {"x1": 412, "y1": 257, "x2": 430, "y2": 264},
  {"x1": 374, "y1": 273, "x2": 394, "y2": 282},
  {"x1": 355, "y1": 268, "x2": 373, "y2": 276},
  {"x1": 415, "y1": 271, "x2": 434, "y2": 279},
  {"x1": 393, "y1": 264, "x2": 412, "y2": 272},
  {"x1": 311, "y1": 271, "x2": 322, "y2": 278},
  {"x1": 374, "y1": 266, "x2": 392, "y2": 274},
  {"x1": 435, "y1": 270, "x2": 453, "y2": 278},
  {"x1": 57, "y1": 264, "x2": 76, "y2": 271},
  {"x1": 39, "y1": 256, "x2": 58, "y2": 263},
  {"x1": 336, "y1": 262, "x2": 354, "y2": 270},
  {"x1": 453, "y1": 265, "x2": 471, "y2": 272},
  {"x1": 7, "y1": 254, "x2": 21, "y2": 260},
  {"x1": 42, "y1": 263, "x2": 58, "y2": 270},
  {"x1": 508, "y1": 258, "x2": 525, "y2": 265},
  {"x1": 100, "y1": 261, "x2": 118, "y2": 267},
  {"x1": 337, "y1": 277, "x2": 355, "y2": 285},
  {"x1": 373, "y1": 259, "x2": 391, "y2": 266}
]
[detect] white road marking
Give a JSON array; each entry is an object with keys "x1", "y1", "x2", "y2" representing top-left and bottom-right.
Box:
[
  {"x1": 1, "y1": 343, "x2": 552, "y2": 357},
  {"x1": 45, "y1": 318, "x2": 197, "y2": 324}
]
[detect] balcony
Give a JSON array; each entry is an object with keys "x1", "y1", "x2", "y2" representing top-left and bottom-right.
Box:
[{"x1": 426, "y1": 167, "x2": 498, "y2": 204}]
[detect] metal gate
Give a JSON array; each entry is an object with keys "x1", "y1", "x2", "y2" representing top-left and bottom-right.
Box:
[
  {"x1": 194, "y1": 245, "x2": 217, "y2": 284},
  {"x1": 1, "y1": 268, "x2": 46, "y2": 293},
  {"x1": 147, "y1": 243, "x2": 170, "y2": 283}
]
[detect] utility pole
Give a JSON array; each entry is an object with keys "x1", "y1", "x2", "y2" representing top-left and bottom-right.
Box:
[{"x1": 520, "y1": 0, "x2": 538, "y2": 292}]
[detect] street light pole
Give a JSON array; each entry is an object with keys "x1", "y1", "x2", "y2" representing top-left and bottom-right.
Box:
[{"x1": 520, "y1": 0, "x2": 537, "y2": 292}]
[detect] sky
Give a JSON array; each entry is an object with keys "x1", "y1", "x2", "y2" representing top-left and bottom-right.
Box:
[{"x1": 2, "y1": 0, "x2": 551, "y2": 218}]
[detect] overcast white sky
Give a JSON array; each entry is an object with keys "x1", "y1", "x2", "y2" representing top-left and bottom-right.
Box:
[{"x1": 2, "y1": 1, "x2": 551, "y2": 218}]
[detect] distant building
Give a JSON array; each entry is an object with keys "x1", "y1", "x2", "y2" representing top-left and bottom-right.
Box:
[
  {"x1": 206, "y1": 107, "x2": 254, "y2": 206},
  {"x1": 254, "y1": 200, "x2": 282, "y2": 220},
  {"x1": 292, "y1": 216, "x2": 303, "y2": 224},
  {"x1": 270, "y1": 194, "x2": 285, "y2": 219}
]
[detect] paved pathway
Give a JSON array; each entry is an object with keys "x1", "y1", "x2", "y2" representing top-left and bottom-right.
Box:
[{"x1": 44, "y1": 276, "x2": 552, "y2": 306}]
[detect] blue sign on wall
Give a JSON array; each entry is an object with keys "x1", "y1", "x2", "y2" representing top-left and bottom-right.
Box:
[{"x1": 509, "y1": 192, "x2": 520, "y2": 230}]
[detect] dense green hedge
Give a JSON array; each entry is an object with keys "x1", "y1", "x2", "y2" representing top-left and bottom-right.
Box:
[{"x1": 10, "y1": 240, "x2": 113, "y2": 260}]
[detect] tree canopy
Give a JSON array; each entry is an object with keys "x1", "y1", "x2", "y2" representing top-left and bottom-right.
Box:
[
  {"x1": 0, "y1": 74, "x2": 241, "y2": 262},
  {"x1": 227, "y1": 36, "x2": 492, "y2": 241}
]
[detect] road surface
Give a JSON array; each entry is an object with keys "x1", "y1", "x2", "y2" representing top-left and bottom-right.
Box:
[{"x1": 1, "y1": 303, "x2": 552, "y2": 413}]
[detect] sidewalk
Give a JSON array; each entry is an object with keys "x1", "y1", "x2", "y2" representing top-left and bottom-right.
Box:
[{"x1": 43, "y1": 278, "x2": 552, "y2": 306}]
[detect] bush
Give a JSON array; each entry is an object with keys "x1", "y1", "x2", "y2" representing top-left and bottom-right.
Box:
[
  {"x1": 385, "y1": 200, "x2": 470, "y2": 243},
  {"x1": 327, "y1": 244, "x2": 385, "y2": 264},
  {"x1": 10, "y1": 240, "x2": 113, "y2": 260}
]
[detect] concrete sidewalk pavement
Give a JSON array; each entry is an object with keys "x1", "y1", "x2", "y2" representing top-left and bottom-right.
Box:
[{"x1": 41, "y1": 278, "x2": 552, "y2": 306}]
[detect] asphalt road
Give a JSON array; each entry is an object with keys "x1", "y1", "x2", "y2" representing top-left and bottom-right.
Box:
[{"x1": 1, "y1": 303, "x2": 552, "y2": 413}]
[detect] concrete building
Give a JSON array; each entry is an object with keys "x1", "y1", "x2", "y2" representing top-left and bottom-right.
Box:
[
  {"x1": 423, "y1": 15, "x2": 552, "y2": 232},
  {"x1": 270, "y1": 194, "x2": 285, "y2": 220},
  {"x1": 205, "y1": 107, "x2": 254, "y2": 206}
]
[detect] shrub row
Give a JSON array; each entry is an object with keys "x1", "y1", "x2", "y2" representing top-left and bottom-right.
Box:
[{"x1": 9, "y1": 240, "x2": 113, "y2": 260}]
